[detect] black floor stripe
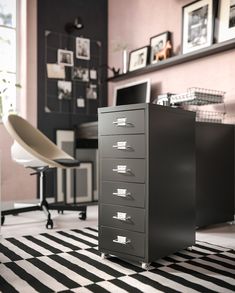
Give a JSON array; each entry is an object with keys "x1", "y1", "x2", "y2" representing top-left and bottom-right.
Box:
[
  {"x1": 68, "y1": 250, "x2": 124, "y2": 278},
  {"x1": 4, "y1": 262, "x2": 54, "y2": 292},
  {"x1": 24, "y1": 235, "x2": 62, "y2": 254},
  {"x1": 0, "y1": 275, "x2": 18, "y2": 293},
  {"x1": 40, "y1": 233, "x2": 79, "y2": 250},
  {"x1": 85, "y1": 283, "x2": 110, "y2": 293},
  {"x1": 186, "y1": 248, "x2": 209, "y2": 256},
  {"x1": 71, "y1": 229, "x2": 98, "y2": 240},
  {"x1": 170, "y1": 263, "x2": 235, "y2": 291},
  {"x1": 107, "y1": 256, "x2": 143, "y2": 273},
  {"x1": 57, "y1": 231, "x2": 97, "y2": 247},
  {"x1": 162, "y1": 256, "x2": 178, "y2": 263},
  {"x1": 194, "y1": 243, "x2": 223, "y2": 253},
  {"x1": 6, "y1": 238, "x2": 43, "y2": 257},
  {"x1": 227, "y1": 250, "x2": 235, "y2": 255},
  {"x1": 0, "y1": 243, "x2": 22, "y2": 262},
  {"x1": 49, "y1": 254, "x2": 104, "y2": 283},
  {"x1": 87, "y1": 247, "x2": 101, "y2": 256},
  {"x1": 174, "y1": 251, "x2": 194, "y2": 260},
  {"x1": 155, "y1": 267, "x2": 216, "y2": 293},
  {"x1": 28, "y1": 257, "x2": 81, "y2": 288},
  {"x1": 85, "y1": 227, "x2": 98, "y2": 232},
  {"x1": 202, "y1": 255, "x2": 235, "y2": 270},
  {"x1": 131, "y1": 273, "x2": 181, "y2": 293},
  {"x1": 213, "y1": 253, "x2": 235, "y2": 264},
  {"x1": 187, "y1": 259, "x2": 235, "y2": 279},
  {"x1": 110, "y1": 278, "x2": 143, "y2": 293}
]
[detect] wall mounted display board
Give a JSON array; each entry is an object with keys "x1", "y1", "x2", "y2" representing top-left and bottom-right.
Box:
[{"x1": 45, "y1": 30, "x2": 102, "y2": 116}]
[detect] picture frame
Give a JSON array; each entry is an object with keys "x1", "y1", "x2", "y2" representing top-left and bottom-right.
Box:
[
  {"x1": 182, "y1": 0, "x2": 218, "y2": 54},
  {"x1": 76, "y1": 37, "x2": 90, "y2": 60},
  {"x1": 73, "y1": 66, "x2": 89, "y2": 82},
  {"x1": 217, "y1": 0, "x2": 235, "y2": 43},
  {"x1": 57, "y1": 49, "x2": 74, "y2": 66},
  {"x1": 56, "y1": 130, "x2": 75, "y2": 203},
  {"x1": 128, "y1": 46, "x2": 149, "y2": 72},
  {"x1": 57, "y1": 80, "x2": 72, "y2": 100},
  {"x1": 150, "y1": 31, "x2": 171, "y2": 64}
]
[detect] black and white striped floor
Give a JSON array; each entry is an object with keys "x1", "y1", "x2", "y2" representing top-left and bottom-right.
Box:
[{"x1": 0, "y1": 227, "x2": 235, "y2": 292}]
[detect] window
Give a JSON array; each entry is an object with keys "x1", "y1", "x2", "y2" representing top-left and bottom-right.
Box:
[{"x1": 0, "y1": 0, "x2": 17, "y2": 118}]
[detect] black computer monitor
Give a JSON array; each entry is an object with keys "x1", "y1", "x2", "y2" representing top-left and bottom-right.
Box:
[{"x1": 113, "y1": 79, "x2": 151, "y2": 106}]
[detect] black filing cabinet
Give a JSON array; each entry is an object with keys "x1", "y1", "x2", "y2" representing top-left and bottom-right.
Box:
[
  {"x1": 196, "y1": 122, "x2": 234, "y2": 227},
  {"x1": 98, "y1": 103, "x2": 195, "y2": 268}
]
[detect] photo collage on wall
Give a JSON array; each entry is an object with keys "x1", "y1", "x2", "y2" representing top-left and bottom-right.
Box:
[{"x1": 45, "y1": 31, "x2": 101, "y2": 115}]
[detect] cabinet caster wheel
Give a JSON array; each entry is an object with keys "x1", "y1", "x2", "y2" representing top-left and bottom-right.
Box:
[
  {"x1": 79, "y1": 211, "x2": 87, "y2": 221},
  {"x1": 188, "y1": 246, "x2": 193, "y2": 251},
  {"x1": 141, "y1": 262, "x2": 150, "y2": 270},
  {"x1": 46, "y1": 219, "x2": 53, "y2": 229},
  {"x1": 101, "y1": 253, "x2": 109, "y2": 259},
  {"x1": 1, "y1": 216, "x2": 5, "y2": 225}
]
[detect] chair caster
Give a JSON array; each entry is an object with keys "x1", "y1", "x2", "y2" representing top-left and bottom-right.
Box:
[
  {"x1": 58, "y1": 210, "x2": 64, "y2": 214},
  {"x1": 79, "y1": 211, "x2": 87, "y2": 221},
  {"x1": 46, "y1": 218, "x2": 53, "y2": 229},
  {"x1": 141, "y1": 262, "x2": 150, "y2": 270},
  {"x1": 101, "y1": 253, "x2": 109, "y2": 259},
  {"x1": 1, "y1": 215, "x2": 5, "y2": 226}
]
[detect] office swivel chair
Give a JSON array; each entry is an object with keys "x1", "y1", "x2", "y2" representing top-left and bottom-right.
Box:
[{"x1": 2, "y1": 114, "x2": 87, "y2": 229}]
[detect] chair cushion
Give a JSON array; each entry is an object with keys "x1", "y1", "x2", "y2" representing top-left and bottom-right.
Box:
[{"x1": 53, "y1": 158, "x2": 80, "y2": 167}]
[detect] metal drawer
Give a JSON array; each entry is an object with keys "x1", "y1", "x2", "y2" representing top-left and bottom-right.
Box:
[
  {"x1": 100, "y1": 181, "x2": 145, "y2": 208},
  {"x1": 99, "y1": 134, "x2": 145, "y2": 158},
  {"x1": 100, "y1": 204, "x2": 145, "y2": 232},
  {"x1": 101, "y1": 158, "x2": 146, "y2": 183},
  {"x1": 99, "y1": 226, "x2": 145, "y2": 258},
  {"x1": 99, "y1": 110, "x2": 145, "y2": 135}
]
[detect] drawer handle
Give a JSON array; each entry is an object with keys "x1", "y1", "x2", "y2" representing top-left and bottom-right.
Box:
[
  {"x1": 112, "y1": 189, "x2": 131, "y2": 197},
  {"x1": 112, "y1": 212, "x2": 131, "y2": 221},
  {"x1": 113, "y1": 236, "x2": 131, "y2": 245},
  {"x1": 112, "y1": 118, "x2": 132, "y2": 127},
  {"x1": 112, "y1": 165, "x2": 131, "y2": 174},
  {"x1": 112, "y1": 141, "x2": 131, "y2": 150}
]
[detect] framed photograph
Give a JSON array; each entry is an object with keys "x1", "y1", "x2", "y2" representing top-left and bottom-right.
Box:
[
  {"x1": 73, "y1": 66, "x2": 89, "y2": 82},
  {"x1": 76, "y1": 37, "x2": 90, "y2": 60},
  {"x1": 128, "y1": 46, "x2": 149, "y2": 71},
  {"x1": 182, "y1": 0, "x2": 218, "y2": 54},
  {"x1": 150, "y1": 31, "x2": 171, "y2": 64},
  {"x1": 57, "y1": 80, "x2": 72, "y2": 100},
  {"x1": 57, "y1": 49, "x2": 74, "y2": 66},
  {"x1": 217, "y1": 0, "x2": 235, "y2": 42},
  {"x1": 56, "y1": 130, "x2": 75, "y2": 203}
]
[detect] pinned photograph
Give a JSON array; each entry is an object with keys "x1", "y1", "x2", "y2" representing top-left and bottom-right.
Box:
[
  {"x1": 77, "y1": 98, "x2": 85, "y2": 108},
  {"x1": 73, "y1": 66, "x2": 89, "y2": 81},
  {"x1": 86, "y1": 84, "x2": 97, "y2": 99},
  {"x1": 57, "y1": 80, "x2": 72, "y2": 100},
  {"x1": 76, "y1": 37, "x2": 90, "y2": 60},
  {"x1": 90, "y1": 69, "x2": 97, "y2": 80},
  {"x1": 47, "y1": 63, "x2": 65, "y2": 79},
  {"x1": 57, "y1": 49, "x2": 74, "y2": 66}
]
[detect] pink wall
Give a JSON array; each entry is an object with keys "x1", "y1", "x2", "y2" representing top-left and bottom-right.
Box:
[
  {"x1": 108, "y1": 0, "x2": 235, "y2": 122},
  {"x1": 0, "y1": 0, "x2": 37, "y2": 202}
]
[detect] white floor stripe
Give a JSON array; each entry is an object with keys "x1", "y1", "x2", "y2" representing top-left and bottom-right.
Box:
[
  {"x1": 209, "y1": 254, "x2": 235, "y2": 266},
  {"x1": 191, "y1": 246, "x2": 217, "y2": 255},
  {"x1": 222, "y1": 252, "x2": 235, "y2": 259},
  {"x1": 0, "y1": 264, "x2": 38, "y2": 293},
  {"x1": 98, "y1": 280, "x2": 129, "y2": 293},
  {"x1": 17, "y1": 236, "x2": 53, "y2": 255},
  {"x1": 2, "y1": 240, "x2": 32, "y2": 259},
  {"x1": 73, "y1": 287, "x2": 94, "y2": 293},
  {"x1": 0, "y1": 252, "x2": 11, "y2": 263},
  {"x1": 77, "y1": 249, "x2": 136, "y2": 275},
  {"x1": 166, "y1": 254, "x2": 187, "y2": 262},
  {"x1": 67, "y1": 230, "x2": 98, "y2": 245},
  {"x1": 141, "y1": 270, "x2": 199, "y2": 293},
  {"x1": 82, "y1": 228, "x2": 98, "y2": 237},
  {"x1": 160, "y1": 266, "x2": 233, "y2": 293},
  {"x1": 154, "y1": 259, "x2": 173, "y2": 266},
  {"x1": 39, "y1": 255, "x2": 93, "y2": 286},
  {"x1": 193, "y1": 257, "x2": 235, "y2": 275},
  {"x1": 178, "y1": 262, "x2": 235, "y2": 291},
  {"x1": 35, "y1": 235, "x2": 72, "y2": 252},
  {"x1": 60, "y1": 252, "x2": 115, "y2": 281},
  {"x1": 54, "y1": 231, "x2": 94, "y2": 249},
  {"x1": 119, "y1": 275, "x2": 162, "y2": 293},
  {"x1": 16, "y1": 259, "x2": 68, "y2": 292},
  {"x1": 51, "y1": 232, "x2": 93, "y2": 249},
  {"x1": 178, "y1": 250, "x2": 203, "y2": 259}
]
